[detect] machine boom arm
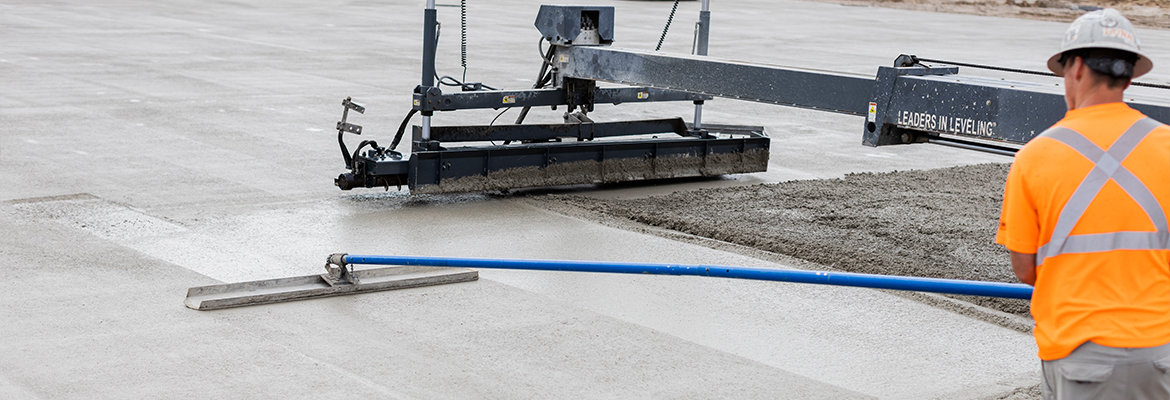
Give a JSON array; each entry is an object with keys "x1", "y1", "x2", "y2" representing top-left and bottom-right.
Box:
[
  {"x1": 556, "y1": 46, "x2": 873, "y2": 116},
  {"x1": 554, "y1": 46, "x2": 1170, "y2": 153}
]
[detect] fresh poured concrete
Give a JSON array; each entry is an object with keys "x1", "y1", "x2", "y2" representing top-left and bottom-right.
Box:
[{"x1": 4, "y1": 0, "x2": 1169, "y2": 398}]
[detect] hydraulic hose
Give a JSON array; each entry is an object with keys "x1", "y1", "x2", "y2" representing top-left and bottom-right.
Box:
[
  {"x1": 513, "y1": 39, "x2": 557, "y2": 126},
  {"x1": 390, "y1": 109, "x2": 418, "y2": 151}
]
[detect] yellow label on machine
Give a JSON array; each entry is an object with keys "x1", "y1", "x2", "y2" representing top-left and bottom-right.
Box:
[
  {"x1": 867, "y1": 102, "x2": 877, "y2": 123},
  {"x1": 503, "y1": 95, "x2": 516, "y2": 104},
  {"x1": 413, "y1": 99, "x2": 421, "y2": 107},
  {"x1": 636, "y1": 91, "x2": 650, "y2": 100}
]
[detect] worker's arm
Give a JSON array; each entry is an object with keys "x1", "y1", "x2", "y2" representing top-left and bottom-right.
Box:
[{"x1": 1009, "y1": 251, "x2": 1037, "y2": 286}]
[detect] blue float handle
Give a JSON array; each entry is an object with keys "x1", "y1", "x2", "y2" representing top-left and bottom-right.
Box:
[{"x1": 342, "y1": 254, "x2": 1033, "y2": 300}]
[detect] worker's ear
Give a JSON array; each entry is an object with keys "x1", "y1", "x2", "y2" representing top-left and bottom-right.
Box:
[{"x1": 1068, "y1": 57, "x2": 1084, "y2": 82}]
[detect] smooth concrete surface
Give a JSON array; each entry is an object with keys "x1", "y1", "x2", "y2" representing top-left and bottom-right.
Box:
[{"x1": 4, "y1": 0, "x2": 1168, "y2": 398}]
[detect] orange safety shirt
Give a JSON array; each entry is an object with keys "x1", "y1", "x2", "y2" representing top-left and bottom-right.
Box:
[{"x1": 997, "y1": 102, "x2": 1170, "y2": 360}]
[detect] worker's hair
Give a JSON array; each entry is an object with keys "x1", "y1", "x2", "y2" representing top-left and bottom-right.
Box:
[{"x1": 1059, "y1": 48, "x2": 1137, "y2": 89}]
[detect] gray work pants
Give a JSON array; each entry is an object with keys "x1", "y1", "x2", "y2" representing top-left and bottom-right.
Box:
[{"x1": 1042, "y1": 341, "x2": 1170, "y2": 400}]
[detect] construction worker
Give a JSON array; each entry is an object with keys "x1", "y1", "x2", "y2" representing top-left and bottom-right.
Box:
[{"x1": 996, "y1": 8, "x2": 1170, "y2": 399}]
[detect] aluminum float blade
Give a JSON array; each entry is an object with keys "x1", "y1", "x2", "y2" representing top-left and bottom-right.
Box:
[{"x1": 185, "y1": 266, "x2": 478, "y2": 311}]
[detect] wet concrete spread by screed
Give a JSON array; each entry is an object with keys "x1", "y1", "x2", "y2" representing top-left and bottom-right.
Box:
[
  {"x1": 561, "y1": 163, "x2": 1028, "y2": 318},
  {"x1": 6, "y1": 0, "x2": 1170, "y2": 398}
]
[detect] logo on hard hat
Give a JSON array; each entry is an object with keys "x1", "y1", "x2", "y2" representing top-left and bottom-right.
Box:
[
  {"x1": 1100, "y1": 16, "x2": 1119, "y2": 27},
  {"x1": 1103, "y1": 27, "x2": 1137, "y2": 46},
  {"x1": 1065, "y1": 22, "x2": 1080, "y2": 43}
]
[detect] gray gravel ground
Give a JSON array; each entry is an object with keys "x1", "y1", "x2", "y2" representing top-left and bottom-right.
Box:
[{"x1": 568, "y1": 163, "x2": 1029, "y2": 316}]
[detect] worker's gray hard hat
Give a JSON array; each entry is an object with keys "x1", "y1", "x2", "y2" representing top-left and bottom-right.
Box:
[{"x1": 1047, "y1": 8, "x2": 1153, "y2": 78}]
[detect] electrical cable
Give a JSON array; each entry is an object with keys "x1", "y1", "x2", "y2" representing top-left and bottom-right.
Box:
[
  {"x1": 487, "y1": 107, "x2": 513, "y2": 145},
  {"x1": 460, "y1": 0, "x2": 468, "y2": 83},
  {"x1": 916, "y1": 57, "x2": 1057, "y2": 78},
  {"x1": 916, "y1": 56, "x2": 1170, "y2": 90},
  {"x1": 655, "y1": 0, "x2": 681, "y2": 51},
  {"x1": 489, "y1": 108, "x2": 511, "y2": 127},
  {"x1": 436, "y1": 74, "x2": 497, "y2": 91},
  {"x1": 428, "y1": 1, "x2": 497, "y2": 92}
]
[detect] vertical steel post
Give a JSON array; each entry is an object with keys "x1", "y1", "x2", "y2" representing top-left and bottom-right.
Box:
[
  {"x1": 696, "y1": 0, "x2": 710, "y2": 56},
  {"x1": 693, "y1": 103, "x2": 703, "y2": 130},
  {"x1": 421, "y1": 0, "x2": 438, "y2": 140},
  {"x1": 692, "y1": 0, "x2": 711, "y2": 132}
]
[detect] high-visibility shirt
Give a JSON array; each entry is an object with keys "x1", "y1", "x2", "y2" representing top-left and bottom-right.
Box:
[{"x1": 997, "y1": 102, "x2": 1170, "y2": 361}]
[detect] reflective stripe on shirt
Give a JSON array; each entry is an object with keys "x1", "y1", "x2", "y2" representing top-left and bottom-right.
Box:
[{"x1": 1035, "y1": 118, "x2": 1168, "y2": 266}]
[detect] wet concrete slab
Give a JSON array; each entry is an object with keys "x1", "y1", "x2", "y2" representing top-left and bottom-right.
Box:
[
  {"x1": 0, "y1": 190, "x2": 1036, "y2": 398},
  {"x1": 0, "y1": 204, "x2": 870, "y2": 399},
  {"x1": 5, "y1": 0, "x2": 1169, "y2": 398}
]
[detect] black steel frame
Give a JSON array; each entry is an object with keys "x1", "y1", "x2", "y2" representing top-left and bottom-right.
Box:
[
  {"x1": 336, "y1": 4, "x2": 772, "y2": 193},
  {"x1": 334, "y1": 3, "x2": 1170, "y2": 194}
]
